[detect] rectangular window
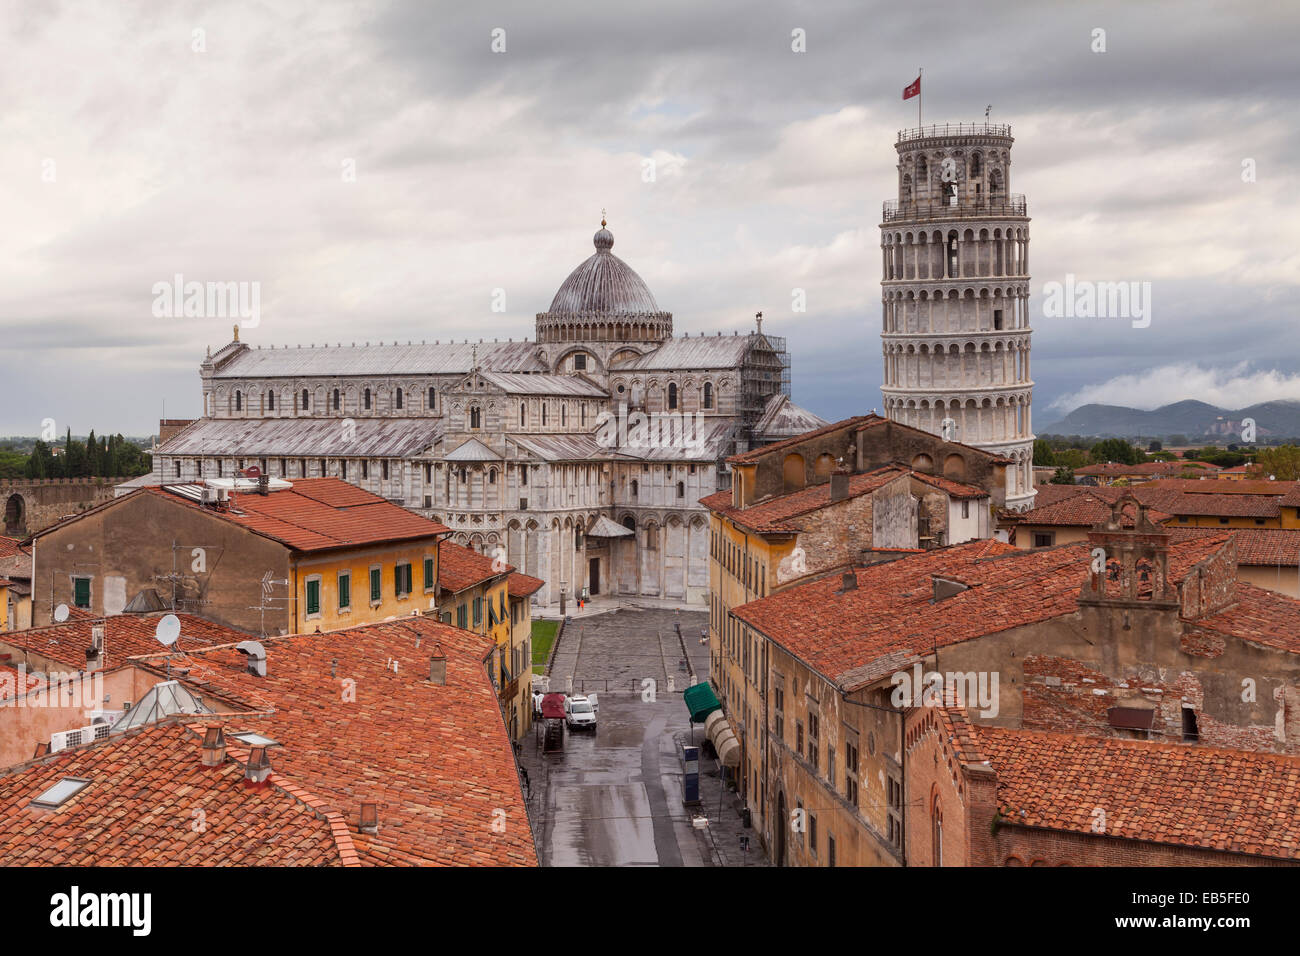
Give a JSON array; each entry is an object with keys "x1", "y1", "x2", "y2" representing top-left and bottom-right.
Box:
[
  {"x1": 473, "y1": 596, "x2": 483, "y2": 627},
  {"x1": 828, "y1": 834, "x2": 836, "y2": 868},
  {"x1": 457, "y1": 603, "x2": 468, "y2": 629},
  {"x1": 423, "y1": 557, "x2": 435, "y2": 591},
  {"x1": 441, "y1": 611, "x2": 452, "y2": 626},
  {"x1": 845, "y1": 738, "x2": 859, "y2": 807},
  {"x1": 808, "y1": 712, "x2": 820, "y2": 771},
  {"x1": 795, "y1": 719, "x2": 804, "y2": 757},
  {"x1": 306, "y1": 578, "x2": 321, "y2": 616},
  {"x1": 337, "y1": 572, "x2": 351, "y2": 610},
  {"x1": 774, "y1": 684, "x2": 785, "y2": 740},
  {"x1": 962, "y1": 500, "x2": 970, "y2": 519},
  {"x1": 370, "y1": 566, "x2": 382, "y2": 604},
  {"x1": 395, "y1": 562, "x2": 412, "y2": 597},
  {"x1": 887, "y1": 776, "x2": 904, "y2": 849},
  {"x1": 72, "y1": 577, "x2": 91, "y2": 609},
  {"x1": 809, "y1": 814, "x2": 818, "y2": 856},
  {"x1": 1033, "y1": 532, "x2": 1055, "y2": 548}
]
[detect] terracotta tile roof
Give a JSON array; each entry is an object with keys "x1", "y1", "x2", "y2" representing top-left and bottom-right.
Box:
[
  {"x1": 0, "y1": 537, "x2": 24, "y2": 560},
  {"x1": 978, "y1": 725, "x2": 1300, "y2": 860},
  {"x1": 1218, "y1": 528, "x2": 1300, "y2": 566},
  {"x1": 1147, "y1": 478, "x2": 1293, "y2": 496},
  {"x1": 0, "y1": 612, "x2": 250, "y2": 672},
  {"x1": 1076, "y1": 460, "x2": 1221, "y2": 477},
  {"x1": 726, "y1": 414, "x2": 882, "y2": 464},
  {"x1": 0, "y1": 721, "x2": 352, "y2": 865},
  {"x1": 733, "y1": 535, "x2": 1235, "y2": 692},
  {"x1": 438, "y1": 541, "x2": 513, "y2": 593},
  {"x1": 1282, "y1": 486, "x2": 1300, "y2": 508},
  {"x1": 701, "y1": 465, "x2": 989, "y2": 535},
  {"x1": 1017, "y1": 491, "x2": 1173, "y2": 529},
  {"x1": 125, "y1": 616, "x2": 536, "y2": 866},
  {"x1": 0, "y1": 662, "x2": 42, "y2": 701},
  {"x1": 507, "y1": 572, "x2": 544, "y2": 598},
  {"x1": 1192, "y1": 582, "x2": 1300, "y2": 655},
  {"x1": 150, "y1": 478, "x2": 450, "y2": 553},
  {"x1": 1134, "y1": 488, "x2": 1281, "y2": 518}
]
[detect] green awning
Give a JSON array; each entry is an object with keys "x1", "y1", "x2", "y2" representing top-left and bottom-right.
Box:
[{"x1": 683, "y1": 682, "x2": 721, "y2": 724}]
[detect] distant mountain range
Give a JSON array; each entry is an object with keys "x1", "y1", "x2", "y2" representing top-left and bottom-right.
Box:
[{"x1": 1040, "y1": 400, "x2": 1300, "y2": 440}]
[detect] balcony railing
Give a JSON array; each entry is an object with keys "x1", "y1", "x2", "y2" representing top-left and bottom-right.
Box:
[
  {"x1": 882, "y1": 194, "x2": 1026, "y2": 223},
  {"x1": 897, "y1": 123, "x2": 1012, "y2": 142}
]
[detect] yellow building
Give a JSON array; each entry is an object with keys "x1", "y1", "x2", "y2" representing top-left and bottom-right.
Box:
[
  {"x1": 29, "y1": 477, "x2": 450, "y2": 636},
  {"x1": 437, "y1": 542, "x2": 532, "y2": 739}
]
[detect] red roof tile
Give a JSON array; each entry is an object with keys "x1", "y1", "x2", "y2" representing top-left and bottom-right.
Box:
[
  {"x1": 507, "y1": 572, "x2": 545, "y2": 598},
  {"x1": 126, "y1": 616, "x2": 536, "y2": 866},
  {"x1": 1017, "y1": 491, "x2": 1172, "y2": 528},
  {"x1": 733, "y1": 535, "x2": 1236, "y2": 691},
  {"x1": 0, "y1": 662, "x2": 42, "y2": 701},
  {"x1": 150, "y1": 478, "x2": 450, "y2": 552},
  {"x1": 0, "y1": 721, "x2": 349, "y2": 865},
  {"x1": 0, "y1": 612, "x2": 250, "y2": 672},
  {"x1": 978, "y1": 724, "x2": 1300, "y2": 860},
  {"x1": 702, "y1": 466, "x2": 987, "y2": 535},
  {"x1": 438, "y1": 541, "x2": 513, "y2": 593}
]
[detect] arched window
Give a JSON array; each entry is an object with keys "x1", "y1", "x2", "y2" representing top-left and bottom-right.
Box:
[
  {"x1": 703, "y1": 383, "x2": 713, "y2": 409},
  {"x1": 520, "y1": 403, "x2": 526, "y2": 426},
  {"x1": 581, "y1": 405, "x2": 586, "y2": 426},
  {"x1": 917, "y1": 155, "x2": 928, "y2": 180},
  {"x1": 676, "y1": 481, "x2": 685, "y2": 498},
  {"x1": 301, "y1": 389, "x2": 309, "y2": 411},
  {"x1": 364, "y1": 388, "x2": 372, "y2": 410},
  {"x1": 489, "y1": 468, "x2": 497, "y2": 484},
  {"x1": 332, "y1": 389, "x2": 340, "y2": 410},
  {"x1": 428, "y1": 386, "x2": 436, "y2": 410},
  {"x1": 395, "y1": 388, "x2": 403, "y2": 410},
  {"x1": 969, "y1": 152, "x2": 981, "y2": 178},
  {"x1": 266, "y1": 390, "x2": 274, "y2": 411},
  {"x1": 542, "y1": 404, "x2": 548, "y2": 426},
  {"x1": 470, "y1": 406, "x2": 482, "y2": 429},
  {"x1": 668, "y1": 383, "x2": 678, "y2": 409},
  {"x1": 631, "y1": 479, "x2": 639, "y2": 498},
  {"x1": 234, "y1": 391, "x2": 242, "y2": 412},
  {"x1": 932, "y1": 796, "x2": 943, "y2": 866},
  {"x1": 622, "y1": 515, "x2": 635, "y2": 531},
  {"x1": 561, "y1": 405, "x2": 567, "y2": 426}
]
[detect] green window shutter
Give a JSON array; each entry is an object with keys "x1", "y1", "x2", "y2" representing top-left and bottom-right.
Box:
[
  {"x1": 457, "y1": 604, "x2": 467, "y2": 629},
  {"x1": 73, "y1": 577, "x2": 91, "y2": 609},
  {"x1": 370, "y1": 568, "x2": 381, "y2": 603},
  {"x1": 441, "y1": 611, "x2": 452, "y2": 625},
  {"x1": 424, "y1": 557, "x2": 434, "y2": 590},
  {"x1": 474, "y1": 596, "x2": 482, "y2": 626},
  {"x1": 338, "y1": 574, "x2": 351, "y2": 609},
  {"x1": 306, "y1": 580, "x2": 321, "y2": 615}
]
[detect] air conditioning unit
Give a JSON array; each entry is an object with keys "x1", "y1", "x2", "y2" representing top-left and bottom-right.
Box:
[{"x1": 201, "y1": 487, "x2": 220, "y2": 505}]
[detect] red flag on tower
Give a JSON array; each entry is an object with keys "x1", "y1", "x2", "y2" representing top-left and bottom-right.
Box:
[{"x1": 903, "y1": 75, "x2": 921, "y2": 100}]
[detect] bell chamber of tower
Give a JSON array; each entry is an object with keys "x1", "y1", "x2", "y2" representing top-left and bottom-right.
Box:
[{"x1": 879, "y1": 123, "x2": 1036, "y2": 511}]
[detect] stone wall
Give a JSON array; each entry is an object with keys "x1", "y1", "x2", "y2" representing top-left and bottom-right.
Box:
[{"x1": 1, "y1": 478, "x2": 126, "y2": 537}]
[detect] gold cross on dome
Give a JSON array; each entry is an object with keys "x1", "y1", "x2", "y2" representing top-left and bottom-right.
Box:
[{"x1": 601, "y1": 207, "x2": 607, "y2": 227}]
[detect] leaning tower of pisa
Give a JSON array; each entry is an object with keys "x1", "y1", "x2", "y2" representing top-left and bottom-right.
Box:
[{"x1": 880, "y1": 122, "x2": 1036, "y2": 510}]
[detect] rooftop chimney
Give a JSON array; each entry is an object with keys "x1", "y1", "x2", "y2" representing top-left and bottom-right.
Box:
[
  {"x1": 837, "y1": 571, "x2": 858, "y2": 593},
  {"x1": 244, "y1": 745, "x2": 272, "y2": 787},
  {"x1": 235, "y1": 640, "x2": 267, "y2": 677},
  {"x1": 830, "y1": 473, "x2": 849, "y2": 502},
  {"x1": 200, "y1": 725, "x2": 227, "y2": 767},
  {"x1": 359, "y1": 802, "x2": 380, "y2": 835},
  {"x1": 428, "y1": 645, "x2": 447, "y2": 685}
]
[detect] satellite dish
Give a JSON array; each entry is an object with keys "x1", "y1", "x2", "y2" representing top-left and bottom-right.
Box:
[
  {"x1": 155, "y1": 614, "x2": 181, "y2": 647},
  {"x1": 53, "y1": 603, "x2": 70, "y2": 623}
]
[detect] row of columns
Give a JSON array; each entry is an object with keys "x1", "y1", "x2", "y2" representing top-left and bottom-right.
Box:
[{"x1": 883, "y1": 232, "x2": 1027, "y2": 281}]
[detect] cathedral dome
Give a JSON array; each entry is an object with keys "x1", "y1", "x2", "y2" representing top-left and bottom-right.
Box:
[{"x1": 547, "y1": 222, "x2": 661, "y2": 314}]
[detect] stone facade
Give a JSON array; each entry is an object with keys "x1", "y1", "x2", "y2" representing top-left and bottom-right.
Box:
[
  {"x1": 1, "y1": 478, "x2": 125, "y2": 537},
  {"x1": 152, "y1": 223, "x2": 823, "y2": 607},
  {"x1": 880, "y1": 123, "x2": 1036, "y2": 510}
]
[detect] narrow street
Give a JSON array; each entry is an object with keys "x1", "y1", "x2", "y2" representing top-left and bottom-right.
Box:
[{"x1": 519, "y1": 608, "x2": 768, "y2": 867}]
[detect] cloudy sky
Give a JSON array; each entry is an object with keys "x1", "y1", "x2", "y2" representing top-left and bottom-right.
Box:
[{"x1": 2, "y1": 0, "x2": 1297, "y2": 435}]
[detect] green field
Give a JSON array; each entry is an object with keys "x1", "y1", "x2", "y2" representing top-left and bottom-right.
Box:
[{"x1": 531, "y1": 619, "x2": 559, "y2": 674}]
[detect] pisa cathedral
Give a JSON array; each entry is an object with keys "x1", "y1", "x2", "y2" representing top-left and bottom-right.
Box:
[
  {"x1": 880, "y1": 123, "x2": 1036, "y2": 511},
  {"x1": 150, "y1": 220, "x2": 825, "y2": 607}
]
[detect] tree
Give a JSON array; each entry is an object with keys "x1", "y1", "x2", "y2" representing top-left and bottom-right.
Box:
[
  {"x1": 1033, "y1": 439, "x2": 1056, "y2": 467},
  {"x1": 1050, "y1": 466, "x2": 1075, "y2": 485},
  {"x1": 1148, "y1": 440, "x2": 1163, "y2": 452},
  {"x1": 1090, "y1": 438, "x2": 1141, "y2": 466},
  {"x1": 1250, "y1": 445, "x2": 1300, "y2": 481}
]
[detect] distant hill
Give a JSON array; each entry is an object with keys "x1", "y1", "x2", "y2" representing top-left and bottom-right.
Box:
[{"x1": 1041, "y1": 399, "x2": 1300, "y2": 440}]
